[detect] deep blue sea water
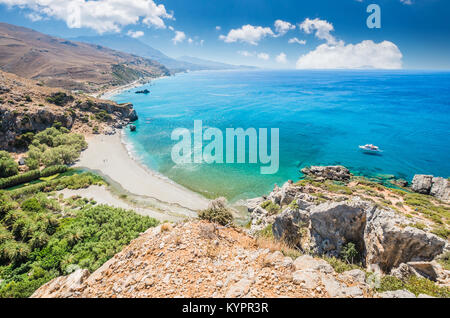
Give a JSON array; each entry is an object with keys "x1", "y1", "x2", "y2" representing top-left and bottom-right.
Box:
[{"x1": 112, "y1": 70, "x2": 450, "y2": 202}]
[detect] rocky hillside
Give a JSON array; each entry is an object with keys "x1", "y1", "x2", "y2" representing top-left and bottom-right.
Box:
[
  {"x1": 0, "y1": 70, "x2": 137, "y2": 150},
  {"x1": 248, "y1": 166, "x2": 450, "y2": 288},
  {"x1": 30, "y1": 166, "x2": 450, "y2": 298},
  {"x1": 0, "y1": 22, "x2": 170, "y2": 92},
  {"x1": 31, "y1": 221, "x2": 371, "y2": 298}
]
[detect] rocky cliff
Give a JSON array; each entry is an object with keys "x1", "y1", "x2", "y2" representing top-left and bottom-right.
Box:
[
  {"x1": 0, "y1": 70, "x2": 137, "y2": 150},
  {"x1": 248, "y1": 168, "x2": 450, "y2": 288}
]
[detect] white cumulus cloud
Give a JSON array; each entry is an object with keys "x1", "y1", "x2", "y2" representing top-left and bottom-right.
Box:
[
  {"x1": 288, "y1": 37, "x2": 306, "y2": 45},
  {"x1": 296, "y1": 40, "x2": 403, "y2": 69},
  {"x1": 238, "y1": 50, "x2": 254, "y2": 57},
  {"x1": 172, "y1": 30, "x2": 186, "y2": 44},
  {"x1": 127, "y1": 30, "x2": 144, "y2": 38},
  {"x1": 0, "y1": 0, "x2": 173, "y2": 33},
  {"x1": 257, "y1": 53, "x2": 270, "y2": 60},
  {"x1": 274, "y1": 19, "x2": 295, "y2": 36},
  {"x1": 299, "y1": 18, "x2": 337, "y2": 45},
  {"x1": 26, "y1": 12, "x2": 43, "y2": 22},
  {"x1": 276, "y1": 53, "x2": 287, "y2": 64},
  {"x1": 219, "y1": 24, "x2": 274, "y2": 45}
]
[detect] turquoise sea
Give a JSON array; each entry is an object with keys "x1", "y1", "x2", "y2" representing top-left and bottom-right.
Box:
[{"x1": 112, "y1": 70, "x2": 450, "y2": 202}]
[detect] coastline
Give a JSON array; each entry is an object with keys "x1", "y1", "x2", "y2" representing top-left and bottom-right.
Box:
[
  {"x1": 75, "y1": 131, "x2": 210, "y2": 214},
  {"x1": 92, "y1": 75, "x2": 169, "y2": 100}
]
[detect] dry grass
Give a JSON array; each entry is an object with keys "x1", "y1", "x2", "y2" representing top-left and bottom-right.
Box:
[{"x1": 160, "y1": 223, "x2": 173, "y2": 233}]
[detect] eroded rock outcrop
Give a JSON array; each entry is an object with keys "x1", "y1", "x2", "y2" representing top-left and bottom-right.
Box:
[
  {"x1": 250, "y1": 180, "x2": 448, "y2": 275},
  {"x1": 412, "y1": 174, "x2": 449, "y2": 202},
  {"x1": 364, "y1": 207, "x2": 447, "y2": 272},
  {"x1": 301, "y1": 165, "x2": 352, "y2": 182}
]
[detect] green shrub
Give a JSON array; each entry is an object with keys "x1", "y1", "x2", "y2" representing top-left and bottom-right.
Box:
[
  {"x1": 0, "y1": 169, "x2": 41, "y2": 189},
  {"x1": 198, "y1": 199, "x2": 234, "y2": 226},
  {"x1": 0, "y1": 151, "x2": 18, "y2": 178},
  {"x1": 377, "y1": 275, "x2": 405, "y2": 292},
  {"x1": 261, "y1": 200, "x2": 281, "y2": 215},
  {"x1": 40, "y1": 165, "x2": 68, "y2": 178},
  {"x1": 376, "y1": 275, "x2": 450, "y2": 298},
  {"x1": 21, "y1": 198, "x2": 44, "y2": 213},
  {"x1": 437, "y1": 251, "x2": 450, "y2": 271},
  {"x1": 95, "y1": 110, "x2": 112, "y2": 122},
  {"x1": 0, "y1": 241, "x2": 30, "y2": 263},
  {"x1": 46, "y1": 92, "x2": 74, "y2": 106},
  {"x1": 13, "y1": 132, "x2": 35, "y2": 149},
  {"x1": 404, "y1": 276, "x2": 450, "y2": 298},
  {"x1": 257, "y1": 224, "x2": 274, "y2": 239},
  {"x1": 25, "y1": 158, "x2": 39, "y2": 170},
  {"x1": 324, "y1": 256, "x2": 362, "y2": 273},
  {"x1": 340, "y1": 242, "x2": 360, "y2": 264}
]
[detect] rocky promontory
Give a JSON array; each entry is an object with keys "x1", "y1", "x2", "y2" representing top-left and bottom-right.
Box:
[
  {"x1": 248, "y1": 166, "x2": 450, "y2": 291},
  {"x1": 0, "y1": 70, "x2": 138, "y2": 150}
]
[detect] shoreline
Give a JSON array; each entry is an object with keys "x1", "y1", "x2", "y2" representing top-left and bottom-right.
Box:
[
  {"x1": 92, "y1": 75, "x2": 169, "y2": 100},
  {"x1": 75, "y1": 131, "x2": 210, "y2": 215}
]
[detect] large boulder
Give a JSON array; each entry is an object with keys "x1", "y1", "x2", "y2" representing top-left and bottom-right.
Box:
[
  {"x1": 272, "y1": 206, "x2": 311, "y2": 249},
  {"x1": 391, "y1": 261, "x2": 450, "y2": 286},
  {"x1": 269, "y1": 186, "x2": 447, "y2": 273},
  {"x1": 411, "y1": 175, "x2": 433, "y2": 194},
  {"x1": 267, "y1": 181, "x2": 301, "y2": 206},
  {"x1": 301, "y1": 165, "x2": 352, "y2": 182},
  {"x1": 364, "y1": 208, "x2": 447, "y2": 272},
  {"x1": 430, "y1": 177, "x2": 450, "y2": 202},
  {"x1": 308, "y1": 198, "x2": 370, "y2": 257}
]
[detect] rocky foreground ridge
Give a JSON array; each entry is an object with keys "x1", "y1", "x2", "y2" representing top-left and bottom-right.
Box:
[
  {"x1": 31, "y1": 221, "x2": 372, "y2": 298},
  {"x1": 31, "y1": 166, "x2": 449, "y2": 298},
  {"x1": 0, "y1": 70, "x2": 137, "y2": 150}
]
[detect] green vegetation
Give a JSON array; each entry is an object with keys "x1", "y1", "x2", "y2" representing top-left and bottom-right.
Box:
[
  {"x1": 256, "y1": 224, "x2": 274, "y2": 239},
  {"x1": 376, "y1": 275, "x2": 450, "y2": 298},
  {"x1": 431, "y1": 226, "x2": 450, "y2": 240},
  {"x1": 0, "y1": 172, "x2": 159, "y2": 298},
  {"x1": 323, "y1": 256, "x2": 363, "y2": 273},
  {"x1": 198, "y1": 200, "x2": 234, "y2": 226},
  {"x1": 13, "y1": 132, "x2": 35, "y2": 149},
  {"x1": 437, "y1": 251, "x2": 450, "y2": 271},
  {"x1": 0, "y1": 165, "x2": 68, "y2": 190},
  {"x1": 0, "y1": 152, "x2": 18, "y2": 178},
  {"x1": 403, "y1": 193, "x2": 449, "y2": 227},
  {"x1": 95, "y1": 110, "x2": 112, "y2": 122},
  {"x1": 46, "y1": 92, "x2": 74, "y2": 106},
  {"x1": 25, "y1": 127, "x2": 87, "y2": 168},
  {"x1": 340, "y1": 242, "x2": 360, "y2": 264},
  {"x1": 261, "y1": 200, "x2": 281, "y2": 215}
]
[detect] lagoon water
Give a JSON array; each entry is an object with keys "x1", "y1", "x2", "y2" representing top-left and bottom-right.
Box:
[{"x1": 112, "y1": 70, "x2": 450, "y2": 202}]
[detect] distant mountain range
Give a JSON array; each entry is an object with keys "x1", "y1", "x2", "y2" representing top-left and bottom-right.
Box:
[
  {"x1": 0, "y1": 22, "x2": 255, "y2": 93},
  {"x1": 72, "y1": 35, "x2": 255, "y2": 72},
  {"x1": 0, "y1": 23, "x2": 169, "y2": 92}
]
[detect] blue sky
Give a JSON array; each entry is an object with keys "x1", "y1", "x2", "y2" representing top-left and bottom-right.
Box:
[{"x1": 0, "y1": 0, "x2": 449, "y2": 69}]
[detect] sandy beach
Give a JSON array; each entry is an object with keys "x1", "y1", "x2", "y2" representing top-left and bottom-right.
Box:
[{"x1": 75, "y1": 132, "x2": 210, "y2": 216}]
